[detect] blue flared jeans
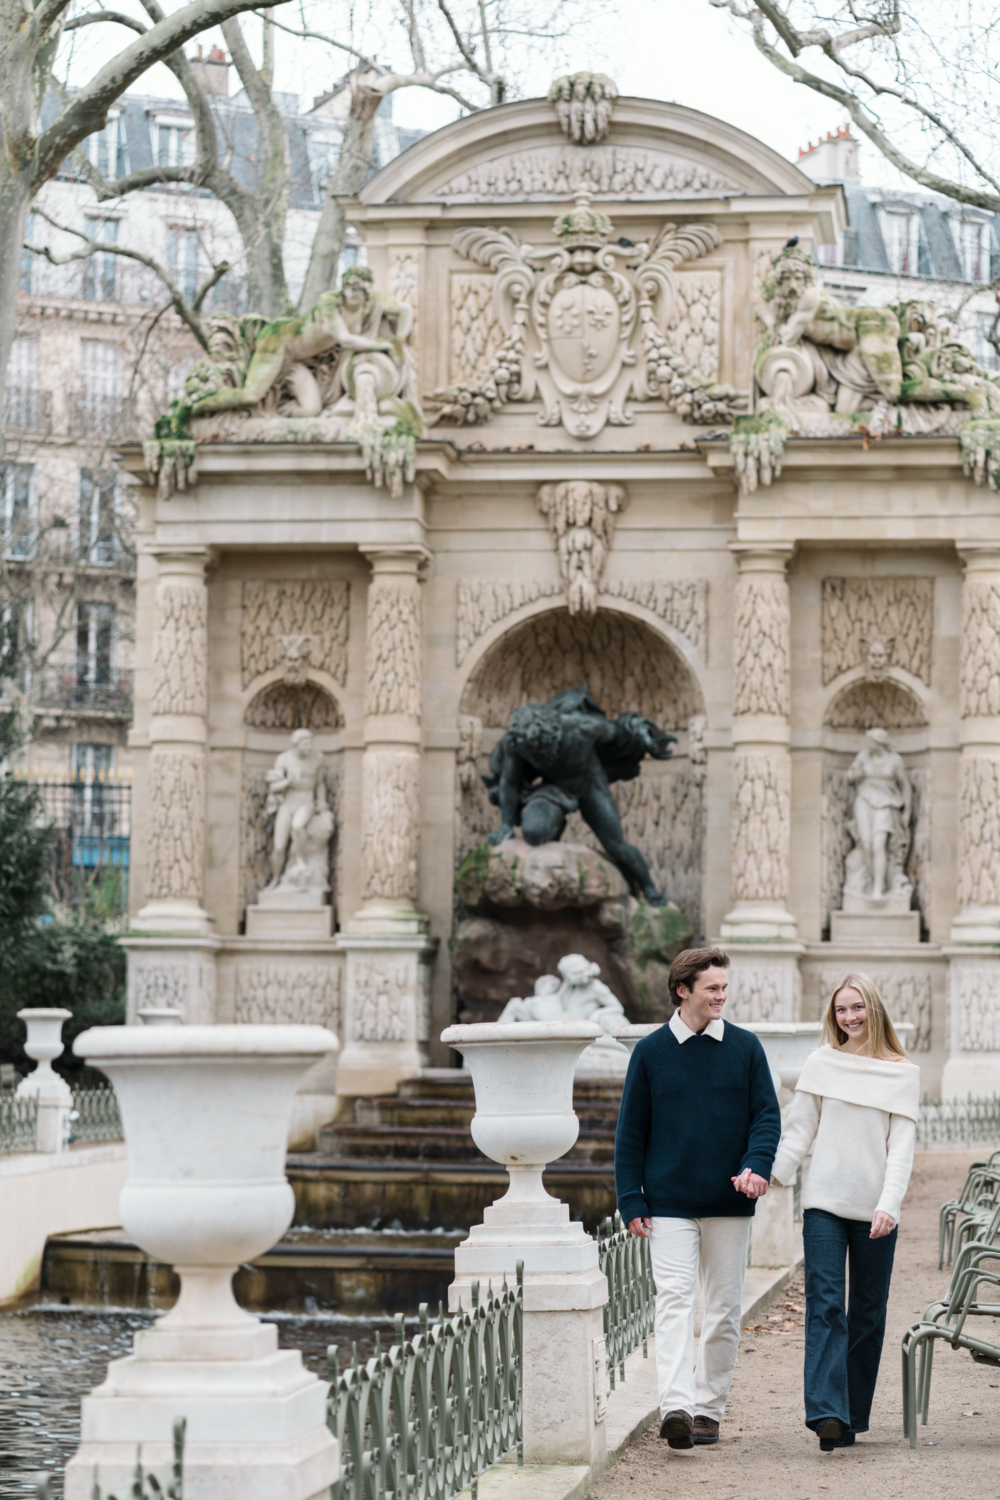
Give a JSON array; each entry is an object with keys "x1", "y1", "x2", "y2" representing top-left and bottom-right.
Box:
[{"x1": 802, "y1": 1207, "x2": 897, "y2": 1433}]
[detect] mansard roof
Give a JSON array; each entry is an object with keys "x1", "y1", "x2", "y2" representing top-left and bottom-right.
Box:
[{"x1": 360, "y1": 94, "x2": 822, "y2": 209}]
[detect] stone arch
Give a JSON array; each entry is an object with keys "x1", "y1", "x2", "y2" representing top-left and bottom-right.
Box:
[
  {"x1": 459, "y1": 606, "x2": 704, "y2": 726},
  {"x1": 456, "y1": 606, "x2": 706, "y2": 937},
  {"x1": 823, "y1": 676, "x2": 928, "y2": 731},
  {"x1": 244, "y1": 678, "x2": 343, "y2": 732}
]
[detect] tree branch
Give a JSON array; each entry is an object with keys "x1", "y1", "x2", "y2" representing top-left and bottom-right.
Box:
[{"x1": 63, "y1": 10, "x2": 148, "y2": 33}]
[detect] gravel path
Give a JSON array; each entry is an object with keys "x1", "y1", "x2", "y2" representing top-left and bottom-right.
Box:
[{"x1": 594, "y1": 1152, "x2": 1000, "y2": 1500}]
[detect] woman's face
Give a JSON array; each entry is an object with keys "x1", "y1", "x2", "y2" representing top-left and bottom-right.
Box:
[{"x1": 834, "y1": 986, "x2": 868, "y2": 1045}]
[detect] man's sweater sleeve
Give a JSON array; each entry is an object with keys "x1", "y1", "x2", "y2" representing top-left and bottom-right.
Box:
[
  {"x1": 740, "y1": 1040, "x2": 782, "y2": 1179},
  {"x1": 615, "y1": 1050, "x2": 652, "y2": 1222}
]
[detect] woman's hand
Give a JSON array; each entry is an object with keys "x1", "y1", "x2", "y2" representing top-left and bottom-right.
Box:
[
  {"x1": 732, "y1": 1169, "x2": 769, "y2": 1198},
  {"x1": 870, "y1": 1211, "x2": 896, "y2": 1239}
]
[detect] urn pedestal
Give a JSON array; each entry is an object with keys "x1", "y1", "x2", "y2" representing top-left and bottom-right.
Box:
[
  {"x1": 442, "y1": 1021, "x2": 608, "y2": 1470},
  {"x1": 17, "y1": 1008, "x2": 73, "y2": 1152},
  {"x1": 65, "y1": 1024, "x2": 340, "y2": 1500}
]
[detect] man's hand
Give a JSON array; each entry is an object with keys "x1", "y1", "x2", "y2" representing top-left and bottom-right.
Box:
[
  {"x1": 627, "y1": 1217, "x2": 651, "y2": 1238},
  {"x1": 870, "y1": 1211, "x2": 896, "y2": 1239},
  {"x1": 731, "y1": 1169, "x2": 769, "y2": 1199}
]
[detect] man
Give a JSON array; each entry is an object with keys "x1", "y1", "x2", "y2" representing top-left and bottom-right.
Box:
[
  {"x1": 263, "y1": 729, "x2": 325, "y2": 886},
  {"x1": 614, "y1": 946, "x2": 780, "y2": 1450}
]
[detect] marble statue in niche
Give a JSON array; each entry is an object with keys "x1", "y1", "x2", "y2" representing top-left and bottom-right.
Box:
[
  {"x1": 483, "y1": 684, "x2": 677, "y2": 904},
  {"x1": 260, "y1": 729, "x2": 334, "y2": 908},
  {"x1": 498, "y1": 953, "x2": 629, "y2": 1074},
  {"x1": 842, "y1": 727, "x2": 913, "y2": 910}
]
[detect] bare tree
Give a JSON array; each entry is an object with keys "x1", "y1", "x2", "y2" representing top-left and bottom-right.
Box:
[
  {"x1": 709, "y1": 2, "x2": 1000, "y2": 210},
  {"x1": 52, "y1": 0, "x2": 596, "y2": 329},
  {"x1": 0, "y1": 0, "x2": 293, "y2": 434}
]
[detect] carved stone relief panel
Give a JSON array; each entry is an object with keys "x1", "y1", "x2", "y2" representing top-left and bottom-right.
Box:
[
  {"x1": 456, "y1": 580, "x2": 565, "y2": 665},
  {"x1": 726, "y1": 969, "x2": 784, "y2": 1022},
  {"x1": 450, "y1": 273, "x2": 504, "y2": 387},
  {"x1": 956, "y1": 965, "x2": 1000, "y2": 1052},
  {"x1": 245, "y1": 681, "x2": 342, "y2": 731},
  {"x1": 959, "y1": 578, "x2": 1000, "y2": 717},
  {"x1": 146, "y1": 750, "x2": 205, "y2": 903},
  {"x1": 354, "y1": 962, "x2": 410, "y2": 1042},
  {"x1": 957, "y1": 756, "x2": 1000, "y2": 909},
  {"x1": 241, "y1": 580, "x2": 350, "y2": 688},
  {"x1": 152, "y1": 584, "x2": 207, "y2": 718},
  {"x1": 819, "y1": 967, "x2": 932, "y2": 1052},
  {"x1": 234, "y1": 963, "x2": 342, "y2": 1030},
  {"x1": 459, "y1": 608, "x2": 703, "y2": 726},
  {"x1": 364, "y1": 577, "x2": 421, "y2": 719},
  {"x1": 669, "y1": 271, "x2": 721, "y2": 382},
  {"x1": 536, "y1": 481, "x2": 628, "y2": 615},
  {"x1": 825, "y1": 678, "x2": 928, "y2": 730},
  {"x1": 822, "y1": 578, "x2": 934, "y2": 686},
  {"x1": 241, "y1": 764, "x2": 341, "y2": 918},
  {"x1": 730, "y1": 750, "x2": 790, "y2": 903},
  {"x1": 361, "y1": 748, "x2": 421, "y2": 903},
  {"x1": 389, "y1": 253, "x2": 419, "y2": 351},
  {"x1": 431, "y1": 146, "x2": 741, "y2": 201},
  {"x1": 733, "y1": 574, "x2": 790, "y2": 718},
  {"x1": 130, "y1": 960, "x2": 188, "y2": 1013}
]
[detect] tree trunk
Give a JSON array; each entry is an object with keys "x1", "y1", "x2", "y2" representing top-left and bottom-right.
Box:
[
  {"x1": 0, "y1": 165, "x2": 33, "y2": 460},
  {"x1": 298, "y1": 85, "x2": 383, "y2": 313}
]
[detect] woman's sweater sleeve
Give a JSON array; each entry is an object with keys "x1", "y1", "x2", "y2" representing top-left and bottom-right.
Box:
[
  {"x1": 770, "y1": 1090, "x2": 821, "y2": 1186},
  {"x1": 874, "y1": 1113, "x2": 915, "y2": 1222}
]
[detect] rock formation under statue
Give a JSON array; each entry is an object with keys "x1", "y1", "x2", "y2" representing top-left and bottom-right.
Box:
[
  {"x1": 451, "y1": 836, "x2": 691, "y2": 1023},
  {"x1": 483, "y1": 684, "x2": 677, "y2": 904},
  {"x1": 497, "y1": 953, "x2": 630, "y2": 1074}
]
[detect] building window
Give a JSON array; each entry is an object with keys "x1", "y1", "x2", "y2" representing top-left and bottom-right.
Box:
[
  {"x1": 76, "y1": 602, "x2": 115, "y2": 689},
  {"x1": 79, "y1": 469, "x2": 118, "y2": 565},
  {"x1": 86, "y1": 112, "x2": 127, "y2": 179},
  {"x1": 880, "y1": 209, "x2": 923, "y2": 275},
  {"x1": 78, "y1": 340, "x2": 124, "y2": 427},
  {"x1": 154, "y1": 119, "x2": 196, "y2": 170},
  {"x1": 0, "y1": 601, "x2": 31, "y2": 695},
  {"x1": 167, "y1": 226, "x2": 200, "y2": 304},
  {"x1": 1, "y1": 463, "x2": 35, "y2": 560},
  {"x1": 4, "y1": 336, "x2": 46, "y2": 429},
  {"x1": 960, "y1": 219, "x2": 991, "y2": 282},
  {"x1": 82, "y1": 218, "x2": 118, "y2": 302},
  {"x1": 977, "y1": 314, "x2": 1000, "y2": 369}
]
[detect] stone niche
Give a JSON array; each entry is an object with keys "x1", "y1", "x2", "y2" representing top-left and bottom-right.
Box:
[
  {"x1": 452, "y1": 605, "x2": 705, "y2": 1019},
  {"x1": 820, "y1": 675, "x2": 930, "y2": 940}
]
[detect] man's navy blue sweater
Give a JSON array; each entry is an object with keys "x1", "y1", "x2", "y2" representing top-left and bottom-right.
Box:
[{"x1": 614, "y1": 1021, "x2": 781, "y2": 1221}]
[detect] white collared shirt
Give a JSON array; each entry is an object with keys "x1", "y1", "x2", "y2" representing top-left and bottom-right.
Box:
[{"x1": 669, "y1": 1010, "x2": 725, "y2": 1044}]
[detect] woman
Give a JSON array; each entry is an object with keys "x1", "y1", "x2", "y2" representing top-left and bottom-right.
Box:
[{"x1": 770, "y1": 973, "x2": 920, "y2": 1452}]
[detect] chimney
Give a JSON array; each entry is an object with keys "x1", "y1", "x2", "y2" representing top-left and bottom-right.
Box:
[
  {"x1": 796, "y1": 124, "x2": 859, "y2": 183},
  {"x1": 189, "y1": 44, "x2": 230, "y2": 98}
]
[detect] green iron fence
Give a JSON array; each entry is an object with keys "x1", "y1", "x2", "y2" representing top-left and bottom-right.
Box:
[
  {"x1": 328, "y1": 1268, "x2": 523, "y2": 1500},
  {"x1": 69, "y1": 1084, "x2": 123, "y2": 1144},
  {"x1": 598, "y1": 1212, "x2": 656, "y2": 1389},
  {"x1": 916, "y1": 1095, "x2": 1000, "y2": 1150},
  {"x1": 0, "y1": 1092, "x2": 38, "y2": 1154}
]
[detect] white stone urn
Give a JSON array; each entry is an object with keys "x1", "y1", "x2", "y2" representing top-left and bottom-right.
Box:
[
  {"x1": 66, "y1": 1024, "x2": 340, "y2": 1500},
  {"x1": 441, "y1": 1020, "x2": 601, "y2": 1272},
  {"x1": 613, "y1": 1022, "x2": 663, "y2": 1053},
  {"x1": 16, "y1": 1008, "x2": 72, "y2": 1098}
]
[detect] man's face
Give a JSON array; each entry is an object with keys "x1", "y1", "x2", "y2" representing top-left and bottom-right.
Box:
[
  {"x1": 676, "y1": 965, "x2": 728, "y2": 1032},
  {"x1": 297, "y1": 732, "x2": 313, "y2": 756},
  {"x1": 343, "y1": 280, "x2": 369, "y2": 309}
]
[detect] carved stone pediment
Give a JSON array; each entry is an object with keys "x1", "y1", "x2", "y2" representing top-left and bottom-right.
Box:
[{"x1": 430, "y1": 145, "x2": 742, "y2": 203}]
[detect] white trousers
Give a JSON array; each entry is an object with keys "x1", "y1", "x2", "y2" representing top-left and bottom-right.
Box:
[{"x1": 649, "y1": 1215, "x2": 751, "y2": 1421}]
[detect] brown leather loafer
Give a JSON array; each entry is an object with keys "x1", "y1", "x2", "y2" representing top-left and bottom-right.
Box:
[
  {"x1": 659, "y1": 1409, "x2": 695, "y2": 1449},
  {"x1": 692, "y1": 1416, "x2": 719, "y2": 1445}
]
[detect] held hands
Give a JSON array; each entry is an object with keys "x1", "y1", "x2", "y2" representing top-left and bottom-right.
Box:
[
  {"x1": 627, "y1": 1217, "x2": 652, "y2": 1239},
  {"x1": 732, "y1": 1169, "x2": 770, "y2": 1199},
  {"x1": 870, "y1": 1211, "x2": 896, "y2": 1239}
]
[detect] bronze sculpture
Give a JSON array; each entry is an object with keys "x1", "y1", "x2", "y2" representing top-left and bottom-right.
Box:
[{"x1": 483, "y1": 685, "x2": 676, "y2": 904}]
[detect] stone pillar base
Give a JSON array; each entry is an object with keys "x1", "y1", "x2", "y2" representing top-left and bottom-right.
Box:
[
  {"x1": 132, "y1": 898, "x2": 215, "y2": 937},
  {"x1": 335, "y1": 931, "x2": 437, "y2": 1096},
  {"x1": 122, "y1": 937, "x2": 222, "y2": 1024},
  {"x1": 720, "y1": 901, "x2": 799, "y2": 942},
  {"x1": 750, "y1": 1183, "x2": 797, "y2": 1268},
  {"x1": 65, "y1": 1327, "x2": 337, "y2": 1500},
  {"x1": 718, "y1": 940, "x2": 804, "y2": 1024}
]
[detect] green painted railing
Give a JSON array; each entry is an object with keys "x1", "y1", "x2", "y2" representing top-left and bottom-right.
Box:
[
  {"x1": 598, "y1": 1213, "x2": 655, "y2": 1388},
  {"x1": 0, "y1": 1091, "x2": 38, "y2": 1154},
  {"x1": 69, "y1": 1084, "x2": 123, "y2": 1144},
  {"x1": 328, "y1": 1268, "x2": 523, "y2": 1500},
  {"x1": 917, "y1": 1095, "x2": 1000, "y2": 1149}
]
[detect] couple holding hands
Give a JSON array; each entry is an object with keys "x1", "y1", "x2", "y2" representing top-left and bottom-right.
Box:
[{"x1": 615, "y1": 947, "x2": 919, "y2": 1453}]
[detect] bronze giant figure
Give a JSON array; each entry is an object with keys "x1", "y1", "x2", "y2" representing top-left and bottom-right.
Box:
[{"x1": 484, "y1": 686, "x2": 676, "y2": 905}]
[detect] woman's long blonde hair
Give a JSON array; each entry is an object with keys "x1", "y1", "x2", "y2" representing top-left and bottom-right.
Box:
[{"x1": 822, "y1": 972, "x2": 906, "y2": 1060}]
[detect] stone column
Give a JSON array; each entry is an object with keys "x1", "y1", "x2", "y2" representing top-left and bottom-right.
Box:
[
  {"x1": 944, "y1": 545, "x2": 1000, "y2": 1095},
  {"x1": 720, "y1": 545, "x2": 803, "y2": 1020},
  {"x1": 337, "y1": 548, "x2": 437, "y2": 1095},
  {"x1": 127, "y1": 549, "x2": 220, "y2": 1007}
]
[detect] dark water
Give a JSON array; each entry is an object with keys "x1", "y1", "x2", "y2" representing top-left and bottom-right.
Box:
[{"x1": 0, "y1": 1305, "x2": 391, "y2": 1498}]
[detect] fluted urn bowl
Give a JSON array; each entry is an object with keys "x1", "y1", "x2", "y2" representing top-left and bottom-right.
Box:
[
  {"x1": 441, "y1": 1020, "x2": 601, "y2": 1176},
  {"x1": 73, "y1": 1024, "x2": 338, "y2": 1330}
]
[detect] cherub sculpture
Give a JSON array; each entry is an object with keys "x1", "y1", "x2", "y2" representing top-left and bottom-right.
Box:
[{"x1": 483, "y1": 685, "x2": 676, "y2": 905}]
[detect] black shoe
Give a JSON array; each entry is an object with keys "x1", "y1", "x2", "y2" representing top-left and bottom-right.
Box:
[
  {"x1": 817, "y1": 1418, "x2": 844, "y2": 1452},
  {"x1": 832, "y1": 1432, "x2": 856, "y2": 1447},
  {"x1": 660, "y1": 1410, "x2": 695, "y2": 1449}
]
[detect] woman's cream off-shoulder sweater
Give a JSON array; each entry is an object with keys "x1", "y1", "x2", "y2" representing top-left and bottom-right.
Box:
[{"x1": 770, "y1": 1045, "x2": 920, "y2": 1224}]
